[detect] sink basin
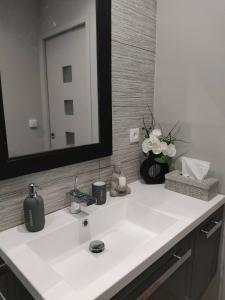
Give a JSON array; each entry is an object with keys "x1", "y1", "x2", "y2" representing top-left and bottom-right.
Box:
[{"x1": 28, "y1": 199, "x2": 177, "y2": 292}]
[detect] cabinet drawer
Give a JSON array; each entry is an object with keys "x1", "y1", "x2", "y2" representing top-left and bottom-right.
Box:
[
  {"x1": 0, "y1": 259, "x2": 7, "y2": 300},
  {"x1": 190, "y1": 207, "x2": 224, "y2": 300},
  {"x1": 111, "y1": 234, "x2": 193, "y2": 300}
]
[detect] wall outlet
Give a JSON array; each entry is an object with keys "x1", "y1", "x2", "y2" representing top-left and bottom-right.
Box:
[
  {"x1": 130, "y1": 128, "x2": 140, "y2": 144},
  {"x1": 29, "y1": 119, "x2": 38, "y2": 129}
]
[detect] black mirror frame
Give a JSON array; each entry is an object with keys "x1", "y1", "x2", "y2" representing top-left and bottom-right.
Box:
[{"x1": 0, "y1": 0, "x2": 112, "y2": 180}]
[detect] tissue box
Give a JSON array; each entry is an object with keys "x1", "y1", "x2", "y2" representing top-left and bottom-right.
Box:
[{"x1": 165, "y1": 170, "x2": 219, "y2": 201}]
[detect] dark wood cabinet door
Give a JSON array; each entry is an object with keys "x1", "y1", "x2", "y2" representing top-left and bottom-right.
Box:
[
  {"x1": 190, "y1": 207, "x2": 223, "y2": 300},
  {"x1": 0, "y1": 259, "x2": 8, "y2": 300},
  {"x1": 0, "y1": 258, "x2": 34, "y2": 300},
  {"x1": 7, "y1": 268, "x2": 34, "y2": 300}
]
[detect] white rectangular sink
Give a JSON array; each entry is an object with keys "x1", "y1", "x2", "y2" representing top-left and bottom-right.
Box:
[{"x1": 27, "y1": 199, "x2": 177, "y2": 293}]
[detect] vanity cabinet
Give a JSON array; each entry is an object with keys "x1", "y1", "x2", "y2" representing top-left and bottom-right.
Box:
[
  {"x1": 0, "y1": 259, "x2": 34, "y2": 300},
  {"x1": 189, "y1": 208, "x2": 223, "y2": 300},
  {"x1": 112, "y1": 207, "x2": 224, "y2": 300},
  {"x1": 0, "y1": 258, "x2": 8, "y2": 300}
]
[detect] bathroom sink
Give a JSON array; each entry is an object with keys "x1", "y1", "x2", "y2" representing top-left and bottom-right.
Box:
[{"x1": 28, "y1": 199, "x2": 177, "y2": 292}]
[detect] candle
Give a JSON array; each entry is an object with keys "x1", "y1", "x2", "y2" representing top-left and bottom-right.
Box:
[{"x1": 119, "y1": 176, "x2": 126, "y2": 188}]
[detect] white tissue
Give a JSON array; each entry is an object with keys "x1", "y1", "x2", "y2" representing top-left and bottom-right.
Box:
[{"x1": 181, "y1": 157, "x2": 210, "y2": 180}]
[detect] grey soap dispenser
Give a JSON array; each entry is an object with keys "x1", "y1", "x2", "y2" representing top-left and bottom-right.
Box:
[{"x1": 24, "y1": 184, "x2": 45, "y2": 232}]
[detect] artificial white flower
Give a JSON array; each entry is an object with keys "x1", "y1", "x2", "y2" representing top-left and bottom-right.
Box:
[
  {"x1": 166, "y1": 144, "x2": 176, "y2": 157},
  {"x1": 142, "y1": 138, "x2": 152, "y2": 154},
  {"x1": 149, "y1": 133, "x2": 160, "y2": 145},
  {"x1": 152, "y1": 141, "x2": 162, "y2": 155},
  {"x1": 161, "y1": 142, "x2": 168, "y2": 155},
  {"x1": 151, "y1": 128, "x2": 162, "y2": 138}
]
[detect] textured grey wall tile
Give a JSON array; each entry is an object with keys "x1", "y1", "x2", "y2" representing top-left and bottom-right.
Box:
[
  {"x1": 99, "y1": 157, "x2": 114, "y2": 169},
  {"x1": 99, "y1": 166, "x2": 114, "y2": 187},
  {"x1": 0, "y1": 194, "x2": 24, "y2": 231},
  {"x1": 112, "y1": 0, "x2": 156, "y2": 51},
  {"x1": 112, "y1": 95, "x2": 155, "y2": 108},
  {"x1": 0, "y1": 0, "x2": 156, "y2": 231},
  {"x1": 112, "y1": 106, "x2": 153, "y2": 131},
  {"x1": 114, "y1": 0, "x2": 157, "y2": 19},
  {"x1": 99, "y1": 159, "x2": 140, "y2": 189},
  {"x1": 112, "y1": 41, "x2": 155, "y2": 100},
  {"x1": 123, "y1": 159, "x2": 141, "y2": 183}
]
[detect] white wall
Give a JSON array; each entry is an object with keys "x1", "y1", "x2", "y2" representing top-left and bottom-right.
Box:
[
  {"x1": 155, "y1": 0, "x2": 225, "y2": 193},
  {"x1": 0, "y1": 0, "x2": 44, "y2": 157},
  {"x1": 154, "y1": 1, "x2": 225, "y2": 299}
]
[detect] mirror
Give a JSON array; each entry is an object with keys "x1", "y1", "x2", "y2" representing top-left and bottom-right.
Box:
[
  {"x1": 0, "y1": 0, "x2": 100, "y2": 157},
  {"x1": 0, "y1": 0, "x2": 112, "y2": 179}
]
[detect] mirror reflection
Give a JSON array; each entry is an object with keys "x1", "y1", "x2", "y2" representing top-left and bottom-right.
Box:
[{"x1": 0, "y1": 0, "x2": 99, "y2": 158}]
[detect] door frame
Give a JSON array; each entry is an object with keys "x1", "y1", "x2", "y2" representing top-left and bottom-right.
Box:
[{"x1": 0, "y1": 0, "x2": 112, "y2": 180}]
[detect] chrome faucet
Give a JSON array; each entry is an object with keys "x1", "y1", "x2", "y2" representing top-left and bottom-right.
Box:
[{"x1": 67, "y1": 177, "x2": 96, "y2": 214}]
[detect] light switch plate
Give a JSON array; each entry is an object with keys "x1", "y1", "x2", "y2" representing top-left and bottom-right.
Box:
[
  {"x1": 130, "y1": 128, "x2": 140, "y2": 143},
  {"x1": 29, "y1": 119, "x2": 38, "y2": 129}
]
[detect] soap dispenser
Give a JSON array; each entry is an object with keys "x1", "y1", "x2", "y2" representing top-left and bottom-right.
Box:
[{"x1": 24, "y1": 184, "x2": 45, "y2": 232}]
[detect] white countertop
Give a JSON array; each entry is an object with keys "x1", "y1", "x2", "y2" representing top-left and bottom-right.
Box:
[{"x1": 0, "y1": 181, "x2": 224, "y2": 300}]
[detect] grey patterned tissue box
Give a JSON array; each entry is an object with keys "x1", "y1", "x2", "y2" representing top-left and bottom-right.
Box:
[{"x1": 165, "y1": 170, "x2": 219, "y2": 201}]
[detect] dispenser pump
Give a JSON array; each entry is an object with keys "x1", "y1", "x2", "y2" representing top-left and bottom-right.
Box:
[{"x1": 28, "y1": 183, "x2": 38, "y2": 197}]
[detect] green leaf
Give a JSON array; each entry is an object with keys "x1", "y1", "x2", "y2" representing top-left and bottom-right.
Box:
[
  {"x1": 142, "y1": 117, "x2": 150, "y2": 137},
  {"x1": 155, "y1": 155, "x2": 169, "y2": 164},
  {"x1": 154, "y1": 155, "x2": 173, "y2": 165}
]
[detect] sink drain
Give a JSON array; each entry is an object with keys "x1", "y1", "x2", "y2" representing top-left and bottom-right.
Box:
[{"x1": 89, "y1": 240, "x2": 105, "y2": 253}]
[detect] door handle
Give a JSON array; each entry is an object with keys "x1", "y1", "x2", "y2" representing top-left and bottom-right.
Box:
[
  {"x1": 137, "y1": 249, "x2": 192, "y2": 300},
  {"x1": 201, "y1": 220, "x2": 223, "y2": 239}
]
